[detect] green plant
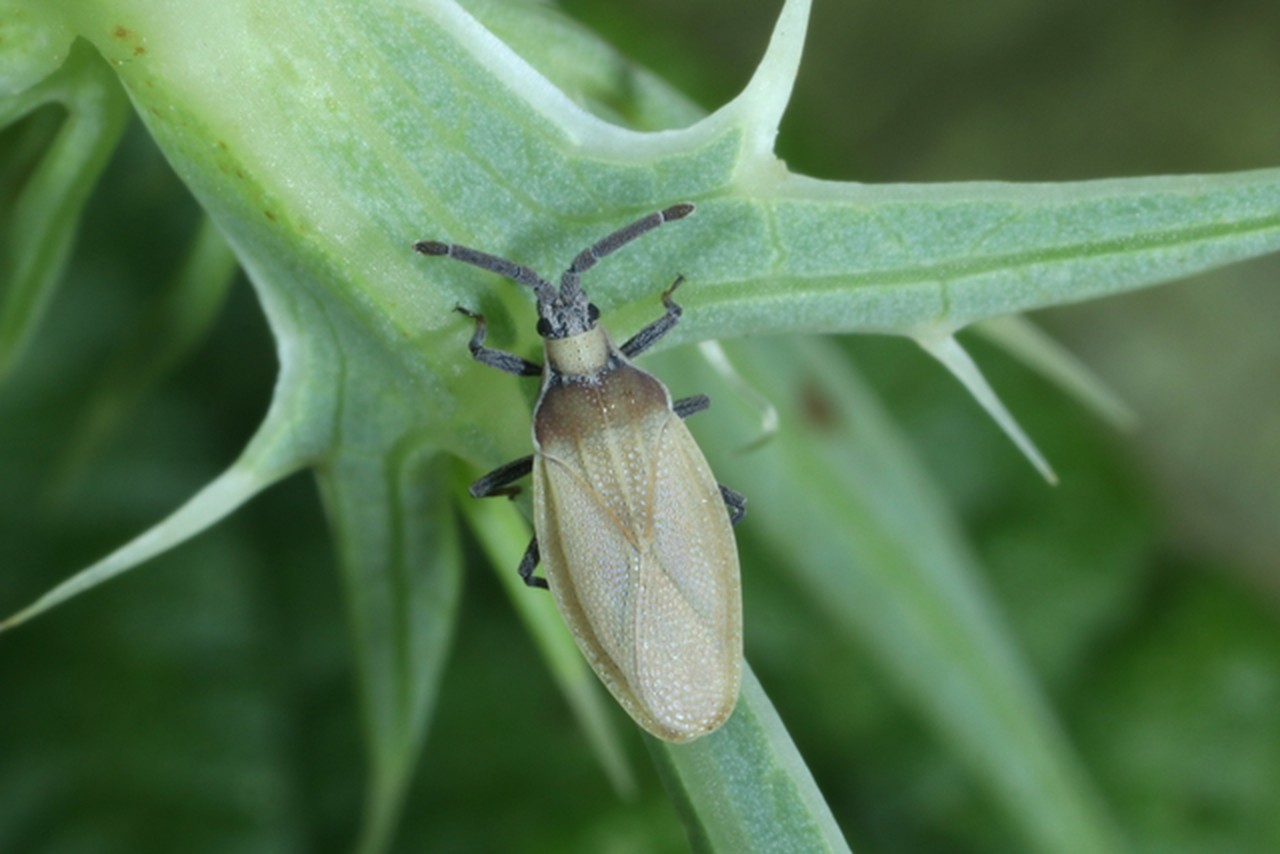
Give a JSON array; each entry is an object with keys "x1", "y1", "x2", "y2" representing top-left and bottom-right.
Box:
[{"x1": 4, "y1": 0, "x2": 1279, "y2": 851}]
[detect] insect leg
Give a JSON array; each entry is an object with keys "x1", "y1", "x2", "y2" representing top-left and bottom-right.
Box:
[
  {"x1": 719, "y1": 484, "x2": 747, "y2": 525},
  {"x1": 620, "y1": 275, "x2": 685, "y2": 358},
  {"x1": 454, "y1": 306, "x2": 542, "y2": 377},
  {"x1": 469, "y1": 455, "x2": 534, "y2": 499},
  {"x1": 671, "y1": 395, "x2": 743, "y2": 522},
  {"x1": 672, "y1": 394, "x2": 710, "y2": 419},
  {"x1": 517, "y1": 538, "x2": 549, "y2": 589}
]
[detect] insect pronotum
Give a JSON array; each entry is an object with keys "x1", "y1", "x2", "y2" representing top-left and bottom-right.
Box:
[{"x1": 415, "y1": 203, "x2": 746, "y2": 742}]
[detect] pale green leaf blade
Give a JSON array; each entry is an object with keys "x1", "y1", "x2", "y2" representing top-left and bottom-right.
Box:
[
  {"x1": 916, "y1": 331, "x2": 1057, "y2": 482},
  {"x1": 657, "y1": 336, "x2": 1124, "y2": 853},
  {"x1": 0, "y1": 42, "x2": 128, "y2": 379},
  {"x1": 315, "y1": 449, "x2": 462, "y2": 854},
  {"x1": 458, "y1": 486, "x2": 638, "y2": 799},
  {"x1": 975, "y1": 315, "x2": 1137, "y2": 430},
  {"x1": 0, "y1": 399, "x2": 310, "y2": 631},
  {"x1": 650, "y1": 666, "x2": 851, "y2": 853},
  {"x1": 44, "y1": 0, "x2": 1280, "y2": 410}
]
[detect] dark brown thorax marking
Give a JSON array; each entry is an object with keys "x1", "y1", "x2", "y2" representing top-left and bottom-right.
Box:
[{"x1": 535, "y1": 355, "x2": 672, "y2": 542}]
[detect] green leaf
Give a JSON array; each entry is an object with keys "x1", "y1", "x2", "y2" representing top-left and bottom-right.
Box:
[
  {"x1": 650, "y1": 666, "x2": 850, "y2": 853},
  {"x1": 974, "y1": 316, "x2": 1136, "y2": 431},
  {"x1": 459, "y1": 485, "x2": 638, "y2": 799},
  {"x1": 655, "y1": 336, "x2": 1123, "y2": 852},
  {"x1": 0, "y1": 40, "x2": 128, "y2": 378},
  {"x1": 317, "y1": 449, "x2": 462, "y2": 853}
]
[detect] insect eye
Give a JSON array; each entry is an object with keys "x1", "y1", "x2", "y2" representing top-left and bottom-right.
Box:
[
  {"x1": 587, "y1": 303, "x2": 600, "y2": 323},
  {"x1": 536, "y1": 317, "x2": 552, "y2": 337}
]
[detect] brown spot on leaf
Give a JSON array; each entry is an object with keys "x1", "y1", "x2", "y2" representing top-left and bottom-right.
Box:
[{"x1": 798, "y1": 382, "x2": 841, "y2": 432}]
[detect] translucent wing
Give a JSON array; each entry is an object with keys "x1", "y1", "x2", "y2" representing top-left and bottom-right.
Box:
[
  {"x1": 631, "y1": 416, "x2": 741, "y2": 737},
  {"x1": 533, "y1": 362, "x2": 741, "y2": 741}
]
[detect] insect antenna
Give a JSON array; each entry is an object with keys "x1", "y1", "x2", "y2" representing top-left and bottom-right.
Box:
[
  {"x1": 414, "y1": 240, "x2": 557, "y2": 304},
  {"x1": 559, "y1": 203, "x2": 694, "y2": 300}
]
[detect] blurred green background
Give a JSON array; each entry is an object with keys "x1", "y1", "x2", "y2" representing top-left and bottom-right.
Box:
[{"x1": 3, "y1": 0, "x2": 1279, "y2": 851}]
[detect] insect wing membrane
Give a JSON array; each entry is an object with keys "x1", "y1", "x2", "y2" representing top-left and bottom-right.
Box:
[
  {"x1": 532, "y1": 363, "x2": 742, "y2": 742},
  {"x1": 638, "y1": 415, "x2": 742, "y2": 736}
]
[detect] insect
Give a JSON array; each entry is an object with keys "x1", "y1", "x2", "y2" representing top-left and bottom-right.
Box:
[{"x1": 415, "y1": 203, "x2": 746, "y2": 742}]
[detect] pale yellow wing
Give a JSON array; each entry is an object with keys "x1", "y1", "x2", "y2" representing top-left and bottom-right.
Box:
[
  {"x1": 631, "y1": 415, "x2": 742, "y2": 739},
  {"x1": 534, "y1": 412, "x2": 741, "y2": 742}
]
